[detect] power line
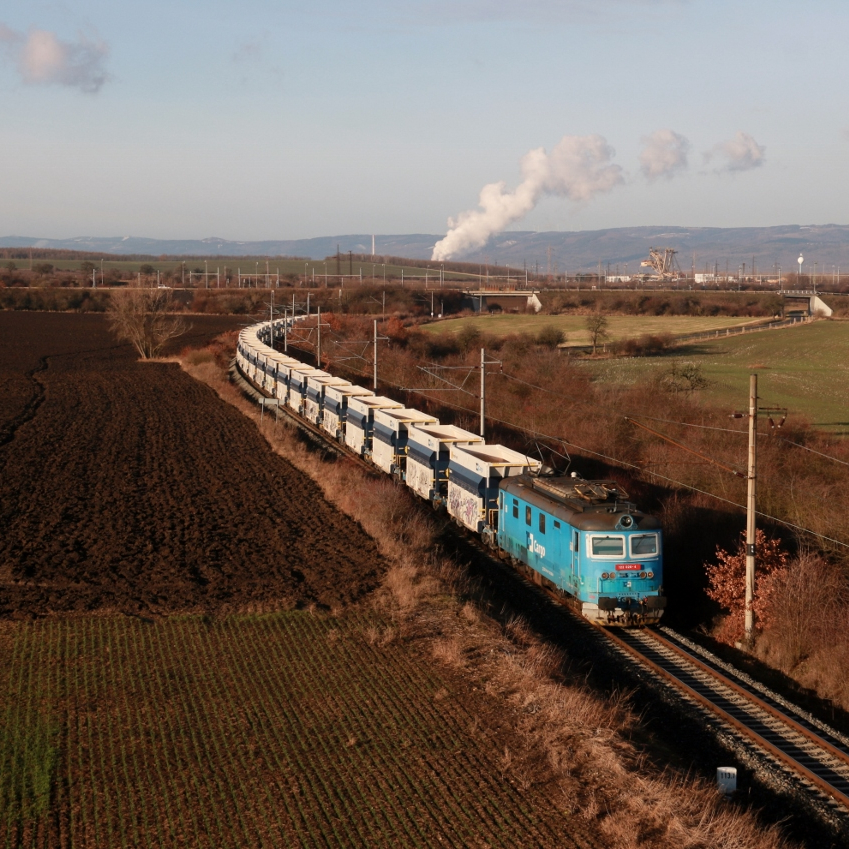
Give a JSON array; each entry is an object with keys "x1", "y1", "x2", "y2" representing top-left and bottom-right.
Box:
[
  {"x1": 625, "y1": 413, "x2": 747, "y2": 435},
  {"x1": 778, "y1": 437, "x2": 849, "y2": 468},
  {"x1": 353, "y1": 365, "x2": 849, "y2": 549}
]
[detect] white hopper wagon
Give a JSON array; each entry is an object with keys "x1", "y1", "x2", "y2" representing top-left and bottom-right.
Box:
[
  {"x1": 256, "y1": 349, "x2": 280, "y2": 394},
  {"x1": 304, "y1": 374, "x2": 351, "y2": 426},
  {"x1": 240, "y1": 336, "x2": 260, "y2": 382},
  {"x1": 371, "y1": 408, "x2": 439, "y2": 476},
  {"x1": 405, "y1": 424, "x2": 484, "y2": 502},
  {"x1": 235, "y1": 334, "x2": 250, "y2": 376},
  {"x1": 345, "y1": 395, "x2": 403, "y2": 457},
  {"x1": 286, "y1": 366, "x2": 326, "y2": 415},
  {"x1": 447, "y1": 444, "x2": 541, "y2": 536},
  {"x1": 267, "y1": 354, "x2": 300, "y2": 402},
  {"x1": 322, "y1": 384, "x2": 373, "y2": 441}
]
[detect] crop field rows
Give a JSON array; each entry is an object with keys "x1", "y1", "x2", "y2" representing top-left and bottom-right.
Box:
[{"x1": 0, "y1": 614, "x2": 590, "y2": 849}]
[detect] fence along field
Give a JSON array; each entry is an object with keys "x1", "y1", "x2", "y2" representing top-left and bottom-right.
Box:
[{"x1": 0, "y1": 614, "x2": 583, "y2": 849}]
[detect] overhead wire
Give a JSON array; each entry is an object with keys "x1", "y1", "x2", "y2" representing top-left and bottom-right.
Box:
[
  {"x1": 624, "y1": 413, "x2": 747, "y2": 435},
  {"x1": 777, "y1": 437, "x2": 849, "y2": 468}
]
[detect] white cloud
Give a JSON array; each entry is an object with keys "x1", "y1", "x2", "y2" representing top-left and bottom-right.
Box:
[
  {"x1": 639, "y1": 128, "x2": 689, "y2": 181},
  {"x1": 0, "y1": 24, "x2": 110, "y2": 93},
  {"x1": 706, "y1": 131, "x2": 766, "y2": 173}
]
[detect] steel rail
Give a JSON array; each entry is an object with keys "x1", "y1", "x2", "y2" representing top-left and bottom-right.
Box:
[
  {"x1": 605, "y1": 627, "x2": 849, "y2": 811},
  {"x1": 651, "y1": 629, "x2": 849, "y2": 771}
]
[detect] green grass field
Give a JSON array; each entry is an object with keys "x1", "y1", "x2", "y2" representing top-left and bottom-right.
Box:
[
  {"x1": 583, "y1": 319, "x2": 849, "y2": 431},
  {"x1": 422, "y1": 313, "x2": 757, "y2": 345}
]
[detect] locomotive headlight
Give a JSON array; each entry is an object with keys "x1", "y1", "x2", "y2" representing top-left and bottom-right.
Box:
[
  {"x1": 601, "y1": 572, "x2": 609, "y2": 580},
  {"x1": 647, "y1": 571, "x2": 654, "y2": 579},
  {"x1": 639, "y1": 572, "x2": 646, "y2": 579}
]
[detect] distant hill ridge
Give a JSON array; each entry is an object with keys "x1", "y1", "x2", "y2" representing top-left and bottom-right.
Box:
[{"x1": 1, "y1": 225, "x2": 847, "y2": 271}]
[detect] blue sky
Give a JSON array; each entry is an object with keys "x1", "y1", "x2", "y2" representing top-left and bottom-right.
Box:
[{"x1": 1, "y1": 1, "x2": 847, "y2": 250}]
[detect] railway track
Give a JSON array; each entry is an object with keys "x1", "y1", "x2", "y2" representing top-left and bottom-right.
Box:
[{"x1": 606, "y1": 626, "x2": 849, "y2": 813}]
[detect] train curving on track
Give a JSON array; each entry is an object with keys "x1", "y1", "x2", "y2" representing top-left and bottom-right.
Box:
[
  {"x1": 235, "y1": 319, "x2": 849, "y2": 824},
  {"x1": 236, "y1": 320, "x2": 667, "y2": 626}
]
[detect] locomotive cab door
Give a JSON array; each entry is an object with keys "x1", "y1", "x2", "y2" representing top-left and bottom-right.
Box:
[{"x1": 567, "y1": 530, "x2": 580, "y2": 594}]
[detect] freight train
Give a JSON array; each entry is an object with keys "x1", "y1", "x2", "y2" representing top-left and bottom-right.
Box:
[{"x1": 236, "y1": 320, "x2": 666, "y2": 625}]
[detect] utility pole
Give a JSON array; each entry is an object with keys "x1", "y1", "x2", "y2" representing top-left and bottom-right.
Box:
[
  {"x1": 283, "y1": 308, "x2": 288, "y2": 352},
  {"x1": 744, "y1": 373, "x2": 757, "y2": 643},
  {"x1": 317, "y1": 307, "x2": 321, "y2": 367},
  {"x1": 479, "y1": 348, "x2": 501, "y2": 438},
  {"x1": 372, "y1": 321, "x2": 389, "y2": 391},
  {"x1": 480, "y1": 348, "x2": 486, "y2": 437},
  {"x1": 626, "y1": 383, "x2": 786, "y2": 650}
]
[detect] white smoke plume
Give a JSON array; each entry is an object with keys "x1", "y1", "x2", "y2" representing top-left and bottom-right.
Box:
[
  {"x1": 0, "y1": 24, "x2": 110, "y2": 93},
  {"x1": 639, "y1": 128, "x2": 689, "y2": 180},
  {"x1": 707, "y1": 131, "x2": 766, "y2": 173},
  {"x1": 431, "y1": 134, "x2": 623, "y2": 261}
]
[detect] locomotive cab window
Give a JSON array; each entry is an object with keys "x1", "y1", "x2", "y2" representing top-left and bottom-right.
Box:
[
  {"x1": 630, "y1": 534, "x2": 659, "y2": 556},
  {"x1": 525, "y1": 506, "x2": 532, "y2": 526},
  {"x1": 512, "y1": 498, "x2": 519, "y2": 519},
  {"x1": 589, "y1": 535, "x2": 625, "y2": 557},
  {"x1": 538, "y1": 513, "x2": 545, "y2": 534}
]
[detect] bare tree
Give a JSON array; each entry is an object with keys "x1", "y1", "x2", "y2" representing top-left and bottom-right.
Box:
[
  {"x1": 585, "y1": 313, "x2": 609, "y2": 354},
  {"x1": 107, "y1": 283, "x2": 188, "y2": 359}
]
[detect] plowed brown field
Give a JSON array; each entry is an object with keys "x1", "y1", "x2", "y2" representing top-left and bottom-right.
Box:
[{"x1": 0, "y1": 312, "x2": 385, "y2": 618}]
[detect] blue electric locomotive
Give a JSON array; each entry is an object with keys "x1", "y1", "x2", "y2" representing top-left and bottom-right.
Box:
[{"x1": 497, "y1": 473, "x2": 665, "y2": 625}]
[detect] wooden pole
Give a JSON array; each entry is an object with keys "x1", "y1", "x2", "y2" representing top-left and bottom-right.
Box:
[{"x1": 745, "y1": 373, "x2": 757, "y2": 643}]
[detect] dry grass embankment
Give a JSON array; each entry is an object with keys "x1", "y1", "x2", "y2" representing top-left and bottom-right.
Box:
[{"x1": 177, "y1": 335, "x2": 798, "y2": 849}]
